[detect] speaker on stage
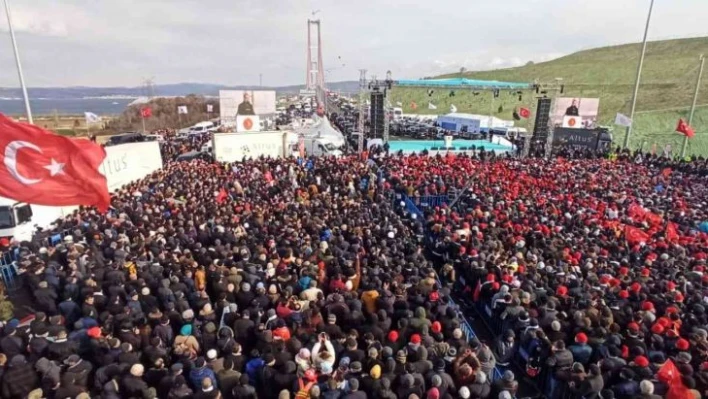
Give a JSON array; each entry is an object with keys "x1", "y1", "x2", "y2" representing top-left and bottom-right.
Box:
[{"x1": 370, "y1": 91, "x2": 385, "y2": 138}]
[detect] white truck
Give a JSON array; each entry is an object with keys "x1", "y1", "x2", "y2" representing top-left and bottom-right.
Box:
[
  {"x1": 0, "y1": 141, "x2": 164, "y2": 242},
  {"x1": 300, "y1": 136, "x2": 343, "y2": 157}
]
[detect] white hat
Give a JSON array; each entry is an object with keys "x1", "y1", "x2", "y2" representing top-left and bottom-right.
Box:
[
  {"x1": 130, "y1": 363, "x2": 144, "y2": 376},
  {"x1": 64, "y1": 235, "x2": 74, "y2": 243},
  {"x1": 207, "y1": 349, "x2": 217, "y2": 360},
  {"x1": 459, "y1": 386, "x2": 471, "y2": 398}
]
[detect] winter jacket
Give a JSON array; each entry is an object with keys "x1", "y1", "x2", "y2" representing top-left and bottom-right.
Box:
[
  {"x1": 189, "y1": 365, "x2": 217, "y2": 391},
  {"x1": 1, "y1": 356, "x2": 40, "y2": 399}
]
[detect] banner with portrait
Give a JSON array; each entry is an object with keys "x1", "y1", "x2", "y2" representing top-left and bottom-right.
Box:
[
  {"x1": 551, "y1": 98, "x2": 599, "y2": 129},
  {"x1": 220, "y1": 90, "x2": 276, "y2": 127}
]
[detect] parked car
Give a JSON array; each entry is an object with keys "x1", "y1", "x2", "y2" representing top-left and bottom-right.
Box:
[{"x1": 107, "y1": 132, "x2": 145, "y2": 146}]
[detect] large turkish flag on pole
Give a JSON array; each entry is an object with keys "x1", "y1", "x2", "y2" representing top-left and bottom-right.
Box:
[{"x1": 0, "y1": 114, "x2": 110, "y2": 211}]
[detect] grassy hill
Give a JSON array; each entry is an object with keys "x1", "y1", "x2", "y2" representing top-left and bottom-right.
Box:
[{"x1": 390, "y1": 37, "x2": 708, "y2": 156}]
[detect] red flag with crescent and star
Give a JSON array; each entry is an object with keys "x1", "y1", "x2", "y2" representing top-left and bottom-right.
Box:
[{"x1": 0, "y1": 114, "x2": 110, "y2": 211}]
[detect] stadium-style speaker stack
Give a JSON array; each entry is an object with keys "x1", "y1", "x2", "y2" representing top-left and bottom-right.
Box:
[
  {"x1": 532, "y1": 97, "x2": 552, "y2": 141},
  {"x1": 370, "y1": 91, "x2": 385, "y2": 138}
]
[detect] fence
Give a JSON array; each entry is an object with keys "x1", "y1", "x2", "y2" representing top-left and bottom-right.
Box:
[
  {"x1": 0, "y1": 228, "x2": 74, "y2": 290},
  {"x1": 393, "y1": 193, "x2": 505, "y2": 384},
  {"x1": 407, "y1": 193, "x2": 575, "y2": 399}
]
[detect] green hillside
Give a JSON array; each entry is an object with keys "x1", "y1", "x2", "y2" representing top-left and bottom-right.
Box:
[{"x1": 390, "y1": 37, "x2": 708, "y2": 156}]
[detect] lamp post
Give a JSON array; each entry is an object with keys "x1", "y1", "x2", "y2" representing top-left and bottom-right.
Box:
[
  {"x1": 623, "y1": 0, "x2": 655, "y2": 149},
  {"x1": 3, "y1": 0, "x2": 33, "y2": 123}
]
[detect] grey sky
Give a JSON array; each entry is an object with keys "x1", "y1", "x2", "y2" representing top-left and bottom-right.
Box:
[{"x1": 0, "y1": 0, "x2": 706, "y2": 87}]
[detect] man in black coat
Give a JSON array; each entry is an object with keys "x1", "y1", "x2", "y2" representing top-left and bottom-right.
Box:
[
  {"x1": 0, "y1": 326, "x2": 24, "y2": 359},
  {"x1": 64, "y1": 354, "x2": 93, "y2": 390},
  {"x1": 1, "y1": 355, "x2": 39, "y2": 399}
]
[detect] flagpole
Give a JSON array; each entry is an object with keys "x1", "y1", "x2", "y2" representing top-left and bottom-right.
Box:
[
  {"x1": 623, "y1": 0, "x2": 654, "y2": 149},
  {"x1": 3, "y1": 0, "x2": 33, "y2": 123},
  {"x1": 680, "y1": 54, "x2": 704, "y2": 158},
  {"x1": 142, "y1": 115, "x2": 146, "y2": 133}
]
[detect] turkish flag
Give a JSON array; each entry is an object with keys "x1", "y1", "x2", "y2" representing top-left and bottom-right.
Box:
[
  {"x1": 519, "y1": 107, "x2": 531, "y2": 118},
  {"x1": 676, "y1": 118, "x2": 695, "y2": 138},
  {"x1": 0, "y1": 114, "x2": 109, "y2": 211},
  {"x1": 666, "y1": 222, "x2": 680, "y2": 243},
  {"x1": 140, "y1": 107, "x2": 152, "y2": 118},
  {"x1": 216, "y1": 188, "x2": 228, "y2": 204},
  {"x1": 624, "y1": 225, "x2": 650, "y2": 245},
  {"x1": 658, "y1": 360, "x2": 692, "y2": 399},
  {"x1": 628, "y1": 203, "x2": 646, "y2": 220},
  {"x1": 472, "y1": 280, "x2": 481, "y2": 301}
]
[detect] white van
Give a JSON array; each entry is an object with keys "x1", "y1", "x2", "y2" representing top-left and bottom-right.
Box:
[{"x1": 190, "y1": 121, "x2": 216, "y2": 135}]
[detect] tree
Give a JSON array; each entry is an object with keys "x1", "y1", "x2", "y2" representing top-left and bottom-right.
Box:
[
  {"x1": 525, "y1": 61, "x2": 534, "y2": 66},
  {"x1": 498, "y1": 105, "x2": 504, "y2": 114},
  {"x1": 100, "y1": 96, "x2": 219, "y2": 134},
  {"x1": 460, "y1": 67, "x2": 467, "y2": 74}
]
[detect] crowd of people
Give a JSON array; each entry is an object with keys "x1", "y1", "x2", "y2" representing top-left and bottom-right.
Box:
[
  {"x1": 383, "y1": 150, "x2": 708, "y2": 398},
  {"x1": 0, "y1": 146, "x2": 706, "y2": 399}
]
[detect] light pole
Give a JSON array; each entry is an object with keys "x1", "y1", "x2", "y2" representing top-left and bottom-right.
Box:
[
  {"x1": 3, "y1": 0, "x2": 33, "y2": 123},
  {"x1": 681, "y1": 54, "x2": 705, "y2": 158},
  {"x1": 623, "y1": 0, "x2": 655, "y2": 149}
]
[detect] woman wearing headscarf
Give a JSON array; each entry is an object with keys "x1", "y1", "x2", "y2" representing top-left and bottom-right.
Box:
[{"x1": 174, "y1": 324, "x2": 200, "y2": 358}]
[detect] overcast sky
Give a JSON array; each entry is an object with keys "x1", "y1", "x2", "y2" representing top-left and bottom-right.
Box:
[{"x1": 0, "y1": 0, "x2": 706, "y2": 88}]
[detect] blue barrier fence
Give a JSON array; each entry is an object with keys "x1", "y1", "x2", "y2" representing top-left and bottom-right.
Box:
[
  {"x1": 0, "y1": 229, "x2": 73, "y2": 290},
  {"x1": 404, "y1": 192, "x2": 574, "y2": 399},
  {"x1": 394, "y1": 193, "x2": 505, "y2": 384}
]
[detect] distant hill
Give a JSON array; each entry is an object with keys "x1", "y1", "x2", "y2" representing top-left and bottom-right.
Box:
[
  {"x1": 391, "y1": 37, "x2": 708, "y2": 156},
  {"x1": 0, "y1": 81, "x2": 359, "y2": 99}
]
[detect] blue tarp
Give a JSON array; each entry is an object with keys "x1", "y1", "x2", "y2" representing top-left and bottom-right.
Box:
[{"x1": 396, "y1": 78, "x2": 531, "y2": 89}]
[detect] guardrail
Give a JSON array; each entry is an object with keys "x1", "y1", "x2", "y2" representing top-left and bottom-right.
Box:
[
  {"x1": 392, "y1": 192, "x2": 506, "y2": 384},
  {"x1": 0, "y1": 228, "x2": 73, "y2": 290},
  {"x1": 412, "y1": 193, "x2": 572, "y2": 399}
]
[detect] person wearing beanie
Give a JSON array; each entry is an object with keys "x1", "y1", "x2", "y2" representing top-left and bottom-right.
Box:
[
  {"x1": 426, "y1": 386, "x2": 440, "y2": 399},
  {"x1": 492, "y1": 370, "x2": 518, "y2": 398},
  {"x1": 359, "y1": 364, "x2": 383, "y2": 396},
  {"x1": 638, "y1": 380, "x2": 662, "y2": 399},
  {"x1": 569, "y1": 332, "x2": 592, "y2": 365},
  {"x1": 174, "y1": 324, "x2": 200, "y2": 357},
  {"x1": 468, "y1": 370, "x2": 491, "y2": 398},
  {"x1": 120, "y1": 363, "x2": 149, "y2": 398}
]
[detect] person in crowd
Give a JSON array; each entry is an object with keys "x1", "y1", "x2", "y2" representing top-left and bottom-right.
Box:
[{"x1": 0, "y1": 144, "x2": 706, "y2": 399}]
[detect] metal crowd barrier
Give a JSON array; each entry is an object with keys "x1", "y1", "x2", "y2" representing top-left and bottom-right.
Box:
[
  {"x1": 393, "y1": 193, "x2": 506, "y2": 384},
  {"x1": 0, "y1": 228, "x2": 73, "y2": 290},
  {"x1": 0, "y1": 250, "x2": 19, "y2": 291}
]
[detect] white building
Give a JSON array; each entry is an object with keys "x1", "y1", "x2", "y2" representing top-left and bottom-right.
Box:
[{"x1": 437, "y1": 113, "x2": 514, "y2": 134}]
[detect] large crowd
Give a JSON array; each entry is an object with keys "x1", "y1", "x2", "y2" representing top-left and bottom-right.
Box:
[{"x1": 0, "y1": 147, "x2": 706, "y2": 399}]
